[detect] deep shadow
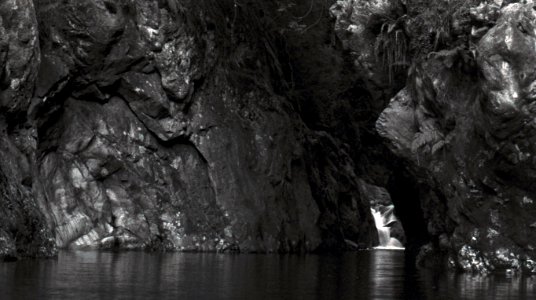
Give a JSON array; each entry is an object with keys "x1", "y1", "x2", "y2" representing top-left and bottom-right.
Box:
[{"x1": 387, "y1": 164, "x2": 430, "y2": 259}]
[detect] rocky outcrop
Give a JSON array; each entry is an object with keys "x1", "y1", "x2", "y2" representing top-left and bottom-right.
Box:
[
  {"x1": 0, "y1": 0, "x2": 56, "y2": 259},
  {"x1": 0, "y1": 0, "x2": 382, "y2": 257},
  {"x1": 372, "y1": 0, "x2": 536, "y2": 273}
]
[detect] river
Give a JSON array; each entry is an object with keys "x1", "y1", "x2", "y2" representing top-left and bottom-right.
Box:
[{"x1": 0, "y1": 250, "x2": 534, "y2": 299}]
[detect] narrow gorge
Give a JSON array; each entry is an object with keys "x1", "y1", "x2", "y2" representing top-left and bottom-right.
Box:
[{"x1": 1, "y1": 0, "x2": 536, "y2": 276}]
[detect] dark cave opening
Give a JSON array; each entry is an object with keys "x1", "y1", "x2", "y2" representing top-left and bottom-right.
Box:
[{"x1": 386, "y1": 166, "x2": 431, "y2": 256}]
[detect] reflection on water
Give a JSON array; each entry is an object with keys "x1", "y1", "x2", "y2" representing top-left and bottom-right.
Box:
[
  {"x1": 0, "y1": 250, "x2": 535, "y2": 299},
  {"x1": 419, "y1": 269, "x2": 536, "y2": 300}
]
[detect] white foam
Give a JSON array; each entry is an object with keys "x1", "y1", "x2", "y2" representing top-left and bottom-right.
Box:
[{"x1": 371, "y1": 207, "x2": 405, "y2": 250}]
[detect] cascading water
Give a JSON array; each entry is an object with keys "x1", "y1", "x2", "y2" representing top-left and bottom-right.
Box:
[{"x1": 371, "y1": 205, "x2": 404, "y2": 250}]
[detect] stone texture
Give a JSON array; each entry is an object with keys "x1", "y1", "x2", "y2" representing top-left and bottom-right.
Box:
[
  {"x1": 0, "y1": 0, "x2": 40, "y2": 116},
  {"x1": 0, "y1": 0, "x2": 379, "y2": 258},
  {"x1": 376, "y1": 1, "x2": 536, "y2": 273},
  {"x1": 5, "y1": 0, "x2": 536, "y2": 274}
]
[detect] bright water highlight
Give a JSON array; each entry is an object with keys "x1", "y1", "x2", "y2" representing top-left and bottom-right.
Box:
[{"x1": 371, "y1": 206, "x2": 405, "y2": 250}]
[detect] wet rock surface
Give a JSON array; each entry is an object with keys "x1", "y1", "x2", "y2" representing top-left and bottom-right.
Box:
[
  {"x1": 2, "y1": 0, "x2": 536, "y2": 275},
  {"x1": 372, "y1": 0, "x2": 536, "y2": 273},
  {"x1": 0, "y1": 0, "x2": 382, "y2": 257}
]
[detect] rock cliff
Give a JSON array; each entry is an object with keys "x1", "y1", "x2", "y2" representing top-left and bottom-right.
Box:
[
  {"x1": 2, "y1": 0, "x2": 535, "y2": 274},
  {"x1": 365, "y1": 0, "x2": 536, "y2": 273},
  {"x1": 0, "y1": 0, "x2": 381, "y2": 257}
]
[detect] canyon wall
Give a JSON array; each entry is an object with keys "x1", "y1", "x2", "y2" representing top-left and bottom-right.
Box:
[
  {"x1": 333, "y1": 0, "x2": 536, "y2": 273},
  {"x1": 0, "y1": 0, "x2": 381, "y2": 257},
  {"x1": 1, "y1": 0, "x2": 536, "y2": 274}
]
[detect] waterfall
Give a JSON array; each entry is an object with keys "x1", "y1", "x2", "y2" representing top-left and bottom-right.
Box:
[{"x1": 371, "y1": 205, "x2": 404, "y2": 250}]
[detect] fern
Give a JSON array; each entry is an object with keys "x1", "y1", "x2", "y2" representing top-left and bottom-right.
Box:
[{"x1": 411, "y1": 129, "x2": 444, "y2": 154}]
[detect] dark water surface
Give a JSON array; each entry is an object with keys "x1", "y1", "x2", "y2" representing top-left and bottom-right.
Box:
[{"x1": 0, "y1": 250, "x2": 535, "y2": 299}]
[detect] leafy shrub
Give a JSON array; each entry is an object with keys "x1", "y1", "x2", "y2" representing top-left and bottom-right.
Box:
[{"x1": 404, "y1": 0, "x2": 479, "y2": 57}]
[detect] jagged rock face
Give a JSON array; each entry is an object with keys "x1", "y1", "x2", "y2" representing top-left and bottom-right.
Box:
[
  {"x1": 0, "y1": 0, "x2": 56, "y2": 259},
  {"x1": 0, "y1": 0, "x2": 40, "y2": 116},
  {"x1": 8, "y1": 0, "x2": 536, "y2": 273},
  {"x1": 0, "y1": 0, "x2": 379, "y2": 257},
  {"x1": 376, "y1": 1, "x2": 536, "y2": 273}
]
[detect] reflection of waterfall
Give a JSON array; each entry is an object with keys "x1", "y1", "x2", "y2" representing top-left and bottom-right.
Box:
[{"x1": 371, "y1": 205, "x2": 404, "y2": 250}]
